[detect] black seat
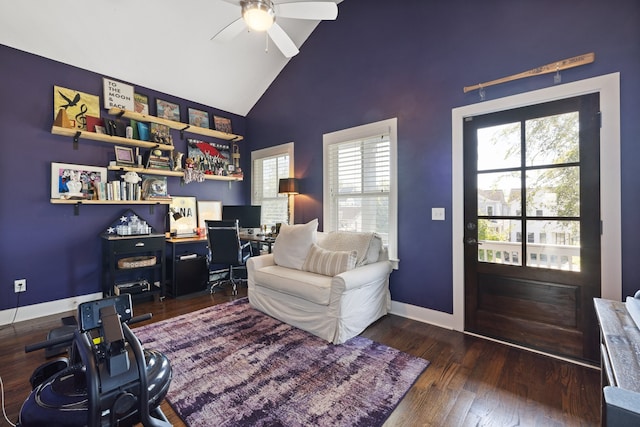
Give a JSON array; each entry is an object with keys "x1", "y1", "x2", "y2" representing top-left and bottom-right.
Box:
[{"x1": 205, "y1": 219, "x2": 252, "y2": 295}]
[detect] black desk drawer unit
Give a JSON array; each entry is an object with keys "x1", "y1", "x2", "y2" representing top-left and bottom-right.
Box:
[{"x1": 101, "y1": 234, "x2": 166, "y2": 300}]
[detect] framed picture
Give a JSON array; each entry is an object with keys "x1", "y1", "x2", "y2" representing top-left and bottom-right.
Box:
[
  {"x1": 213, "y1": 116, "x2": 233, "y2": 134},
  {"x1": 197, "y1": 200, "x2": 222, "y2": 230},
  {"x1": 53, "y1": 86, "x2": 100, "y2": 131},
  {"x1": 134, "y1": 93, "x2": 149, "y2": 114},
  {"x1": 169, "y1": 196, "x2": 198, "y2": 235},
  {"x1": 114, "y1": 146, "x2": 135, "y2": 165},
  {"x1": 51, "y1": 162, "x2": 107, "y2": 199},
  {"x1": 188, "y1": 108, "x2": 210, "y2": 128},
  {"x1": 156, "y1": 99, "x2": 180, "y2": 122},
  {"x1": 141, "y1": 175, "x2": 170, "y2": 200}
]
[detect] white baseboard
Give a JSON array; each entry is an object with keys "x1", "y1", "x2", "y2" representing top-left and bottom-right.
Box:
[
  {"x1": 390, "y1": 300, "x2": 457, "y2": 331},
  {"x1": 0, "y1": 292, "x2": 103, "y2": 326}
]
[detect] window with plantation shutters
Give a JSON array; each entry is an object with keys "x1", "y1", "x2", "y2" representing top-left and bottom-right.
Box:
[
  {"x1": 251, "y1": 143, "x2": 294, "y2": 227},
  {"x1": 323, "y1": 119, "x2": 398, "y2": 265}
]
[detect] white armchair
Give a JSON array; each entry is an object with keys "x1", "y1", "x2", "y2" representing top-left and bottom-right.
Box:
[{"x1": 247, "y1": 223, "x2": 392, "y2": 344}]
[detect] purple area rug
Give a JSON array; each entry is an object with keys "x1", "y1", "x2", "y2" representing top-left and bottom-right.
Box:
[{"x1": 134, "y1": 298, "x2": 429, "y2": 427}]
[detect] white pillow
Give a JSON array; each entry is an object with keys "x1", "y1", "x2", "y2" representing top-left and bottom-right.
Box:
[
  {"x1": 273, "y1": 219, "x2": 318, "y2": 270},
  {"x1": 303, "y1": 243, "x2": 357, "y2": 276}
]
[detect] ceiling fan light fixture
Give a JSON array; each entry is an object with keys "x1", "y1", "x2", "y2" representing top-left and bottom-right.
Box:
[{"x1": 241, "y1": 0, "x2": 275, "y2": 32}]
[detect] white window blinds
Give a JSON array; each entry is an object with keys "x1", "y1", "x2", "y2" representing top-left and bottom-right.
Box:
[
  {"x1": 327, "y1": 134, "x2": 391, "y2": 244},
  {"x1": 252, "y1": 143, "x2": 293, "y2": 226}
]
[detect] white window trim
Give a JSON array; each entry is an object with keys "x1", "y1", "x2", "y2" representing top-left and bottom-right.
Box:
[
  {"x1": 323, "y1": 118, "x2": 399, "y2": 268},
  {"x1": 451, "y1": 73, "x2": 621, "y2": 331},
  {"x1": 251, "y1": 142, "x2": 295, "y2": 221}
]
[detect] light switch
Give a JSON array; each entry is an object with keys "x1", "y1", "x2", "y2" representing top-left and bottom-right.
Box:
[{"x1": 432, "y1": 207, "x2": 445, "y2": 221}]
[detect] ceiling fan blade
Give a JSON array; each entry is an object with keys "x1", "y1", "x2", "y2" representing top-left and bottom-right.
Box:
[
  {"x1": 211, "y1": 17, "x2": 246, "y2": 41},
  {"x1": 276, "y1": 2, "x2": 338, "y2": 20},
  {"x1": 267, "y1": 23, "x2": 299, "y2": 57}
]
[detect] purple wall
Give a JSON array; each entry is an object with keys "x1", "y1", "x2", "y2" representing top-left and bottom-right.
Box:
[
  {"x1": 0, "y1": 45, "x2": 247, "y2": 310},
  {"x1": 246, "y1": 0, "x2": 640, "y2": 312}
]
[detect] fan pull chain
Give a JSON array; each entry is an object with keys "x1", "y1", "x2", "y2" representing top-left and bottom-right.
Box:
[{"x1": 265, "y1": 33, "x2": 269, "y2": 54}]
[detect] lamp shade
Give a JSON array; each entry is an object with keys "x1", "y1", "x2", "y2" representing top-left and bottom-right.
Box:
[{"x1": 279, "y1": 178, "x2": 299, "y2": 194}]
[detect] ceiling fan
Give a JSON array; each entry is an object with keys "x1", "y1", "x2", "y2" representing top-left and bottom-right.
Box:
[{"x1": 212, "y1": 0, "x2": 338, "y2": 58}]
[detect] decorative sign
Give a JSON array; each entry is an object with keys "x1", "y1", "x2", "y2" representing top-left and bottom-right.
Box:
[
  {"x1": 53, "y1": 86, "x2": 99, "y2": 130},
  {"x1": 103, "y1": 77, "x2": 134, "y2": 110}
]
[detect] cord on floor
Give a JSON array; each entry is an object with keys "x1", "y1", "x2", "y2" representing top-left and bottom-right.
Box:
[{"x1": 0, "y1": 375, "x2": 17, "y2": 427}]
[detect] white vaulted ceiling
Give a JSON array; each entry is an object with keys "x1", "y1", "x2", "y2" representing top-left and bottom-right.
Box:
[{"x1": 0, "y1": 0, "x2": 341, "y2": 116}]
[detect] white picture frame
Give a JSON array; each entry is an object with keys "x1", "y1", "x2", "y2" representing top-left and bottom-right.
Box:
[
  {"x1": 51, "y1": 162, "x2": 107, "y2": 199},
  {"x1": 169, "y1": 196, "x2": 198, "y2": 234},
  {"x1": 197, "y1": 200, "x2": 222, "y2": 230}
]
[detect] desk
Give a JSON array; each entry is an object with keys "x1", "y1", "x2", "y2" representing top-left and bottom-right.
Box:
[{"x1": 239, "y1": 233, "x2": 276, "y2": 254}]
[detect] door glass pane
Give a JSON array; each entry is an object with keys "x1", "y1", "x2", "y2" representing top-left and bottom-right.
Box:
[
  {"x1": 526, "y1": 220, "x2": 580, "y2": 271},
  {"x1": 525, "y1": 112, "x2": 579, "y2": 166},
  {"x1": 477, "y1": 171, "x2": 521, "y2": 216},
  {"x1": 477, "y1": 219, "x2": 522, "y2": 266},
  {"x1": 477, "y1": 122, "x2": 521, "y2": 171},
  {"x1": 526, "y1": 167, "x2": 580, "y2": 217}
]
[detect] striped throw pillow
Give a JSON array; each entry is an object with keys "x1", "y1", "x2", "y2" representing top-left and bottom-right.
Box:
[{"x1": 302, "y1": 243, "x2": 357, "y2": 276}]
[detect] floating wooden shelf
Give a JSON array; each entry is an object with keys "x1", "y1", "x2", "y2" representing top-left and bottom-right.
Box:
[
  {"x1": 50, "y1": 199, "x2": 171, "y2": 205},
  {"x1": 51, "y1": 126, "x2": 175, "y2": 151},
  {"x1": 107, "y1": 165, "x2": 243, "y2": 182},
  {"x1": 107, "y1": 108, "x2": 243, "y2": 142}
]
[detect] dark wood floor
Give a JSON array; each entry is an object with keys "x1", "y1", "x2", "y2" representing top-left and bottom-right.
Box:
[{"x1": 0, "y1": 290, "x2": 601, "y2": 426}]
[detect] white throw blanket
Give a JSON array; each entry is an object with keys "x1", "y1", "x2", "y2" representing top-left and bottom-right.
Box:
[{"x1": 318, "y1": 231, "x2": 381, "y2": 266}]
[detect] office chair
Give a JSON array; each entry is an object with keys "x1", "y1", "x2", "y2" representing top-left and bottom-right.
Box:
[{"x1": 205, "y1": 219, "x2": 252, "y2": 295}]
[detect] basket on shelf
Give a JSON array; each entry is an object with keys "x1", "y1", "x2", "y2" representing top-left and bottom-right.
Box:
[{"x1": 118, "y1": 256, "x2": 156, "y2": 269}]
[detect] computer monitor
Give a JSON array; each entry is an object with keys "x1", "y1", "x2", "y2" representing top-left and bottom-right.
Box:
[{"x1": 222, "y1": 205, "x2": 262, "y2": 231}]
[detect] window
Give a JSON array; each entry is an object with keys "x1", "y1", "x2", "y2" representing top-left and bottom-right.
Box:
[
  {"x1": 323, "y1": 118, "x2": 398, "y2": 264},
  {"x1": 251, "y1": 142, "x2": 293, "y2": 226}
]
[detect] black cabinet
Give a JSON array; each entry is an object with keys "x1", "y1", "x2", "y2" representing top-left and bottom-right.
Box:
[{"x1": 101, "y1": 234, "x2": 166, "y2": 300}]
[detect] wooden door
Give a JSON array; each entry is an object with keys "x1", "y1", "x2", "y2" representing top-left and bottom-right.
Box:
[{"x1": 463, "y1": 94, "x2": 601, "y2": 363}]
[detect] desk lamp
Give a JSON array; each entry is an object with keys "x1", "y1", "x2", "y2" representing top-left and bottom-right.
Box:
[{"x1": 278, "y1": 178, "x2": 299, "y2": 224}]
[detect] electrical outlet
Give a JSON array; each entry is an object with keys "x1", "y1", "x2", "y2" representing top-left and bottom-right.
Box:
[{"x1": 14, "y1": 279, "x2": 26, "y2": 293}]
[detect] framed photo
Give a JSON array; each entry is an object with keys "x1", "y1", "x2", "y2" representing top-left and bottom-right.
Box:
[
  {"x1": 169, "y1": 196, "x2": 198, "y2": 235},
  {"x1": 197, "y1": 200, "x2": 222, "y2": 230},
  {"x1": 141, "y1": 175, "x2": 170, "y2": 200},
  {"x1": 95, "y1": 125, "x2": 106, "y2": 134},
  {"x1": 156, "y1": 99, "x2": 180, "y2": 122},
  {"x1": 134, "y1": 93, "x2": 149, "y2": 114},
  {"x1": 188, "y1": 108, "x2": 210, "y2": 128},
  {"x1": 114, "y1": 146, "x2": 135, "y2": 165},
  {"x1": 51, "y1": 162, "x2": 107, "y2": 199},
  {"x1": 213, "y1": 116, "x2": 233, "y2": 134},
  {"x1": 53, "y1": 86, "x2": 100, "y2": 131}
]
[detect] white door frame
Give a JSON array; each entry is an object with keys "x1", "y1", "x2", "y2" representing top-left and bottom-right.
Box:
[{"x1": 451, "y1": 73, "x2": 621, "y2": 331}]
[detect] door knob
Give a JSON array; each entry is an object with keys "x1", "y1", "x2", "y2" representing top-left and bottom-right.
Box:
[{"x1": 465, "y1": 237, "x2": 478, "y2": 245}]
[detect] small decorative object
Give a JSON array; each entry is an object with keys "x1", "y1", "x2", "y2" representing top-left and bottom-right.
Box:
[
  {"x1": 156, "y1": 99, "x2": 180, "y2": 121},
  {"x1": 122, "y1": 171, "x2": 142, "y2": 184},
  {"x1": 169, "y1": 196, "x2": 198, "y2": 236},
  {"x1": 173, "y1": 152, "x2": 184, "y2": 171},
  {"x1": 53, "y1": 86, "x2": 99, "y2": 131},
  {"x1": 102, "y1": 209, "x2": 155, "y2": 236},
  {"x1": 51, "y1": 162, "x2": 107, "y2": 199},
  {"x1": 213, "y1": 115, "x2": 233, "y2": 134},
  {"x1": 188, "y1": 108, "x2": 209, "y2": 128},
  {"x1": 141, "y1": 175, "x2": 170, "y2": 200},
  {"x1": 137, "y1": 122, "x2": 150, "y2": 141},
  {"x1": 85, "y1": 115, "x2": 104, "y2": 132},
  {"x1": 114, "y1": 146, "x2": 135, "y2": 166},
  {"x1": 103, "y1": 78, "x2": 134, "y2": 111},
  {"x1": 53, "y1": 108, "x2": 72, "y2": 128},
  {"x1": 134, "y1": 93, "x2": 149, "y2": 114},
  {"x1": 150, "y1": 123, "x2": 173, "y2": 145},
  {"x1": 95, "y1": 125, "x2": 106, "y2": 134}
]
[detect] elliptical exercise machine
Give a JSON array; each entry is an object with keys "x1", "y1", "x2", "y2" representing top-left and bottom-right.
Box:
[{"x1": 19, "y1": 295, "x2": 172, "y2": 427}]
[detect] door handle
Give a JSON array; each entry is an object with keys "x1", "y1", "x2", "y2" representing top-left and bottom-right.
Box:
[
  {"x1": 135, "y1": 242, "x2": 145, "y2": 247},
  {"x1": 465, "y1": 237, "x2": 478, "y2": 245}
]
